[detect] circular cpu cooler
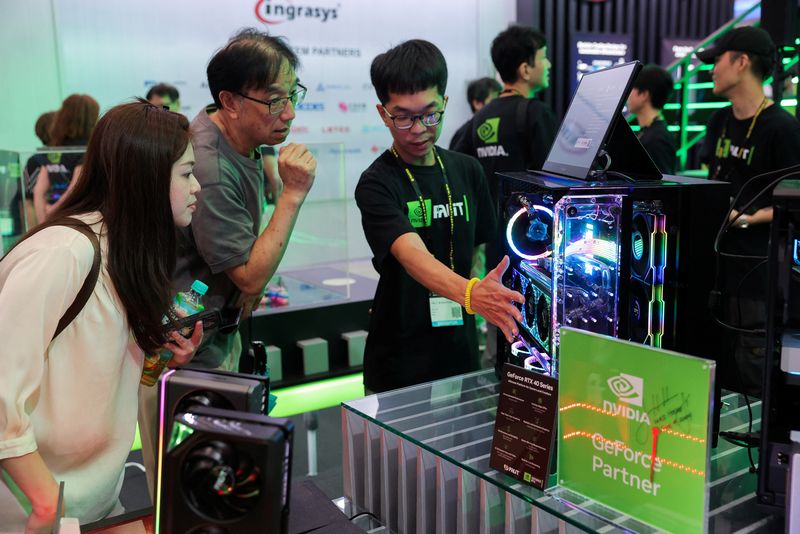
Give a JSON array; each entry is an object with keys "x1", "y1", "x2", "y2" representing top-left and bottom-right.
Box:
[{"x1": 506, "y1": 205, "x2": 554, "y2": 261}]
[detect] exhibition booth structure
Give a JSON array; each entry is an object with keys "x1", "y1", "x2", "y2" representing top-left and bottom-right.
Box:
[{"x1": 6, "y1": 3, "x2": 800, "y2": 531}]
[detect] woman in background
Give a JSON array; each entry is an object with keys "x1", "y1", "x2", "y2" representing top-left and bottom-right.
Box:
[
  {"x1": 0, "y1": 101, "x2": 202, "y2": 532},
  {"x1": 32, "y1": 94, "x2": 99, "y2": 223}
]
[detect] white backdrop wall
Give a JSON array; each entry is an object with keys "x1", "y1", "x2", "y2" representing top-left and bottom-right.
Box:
[{"x1": 1, "y1": 0, "x2": 516, "y2": 193}]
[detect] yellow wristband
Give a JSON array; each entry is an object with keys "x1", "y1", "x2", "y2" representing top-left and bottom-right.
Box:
[{"x1": 464, "y1": 277, "x2": 480, "y2": 315}]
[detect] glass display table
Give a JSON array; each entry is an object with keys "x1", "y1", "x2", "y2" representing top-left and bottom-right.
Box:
[{"x1": 342, "y1": 369, "x2": 778, "y2": 533}]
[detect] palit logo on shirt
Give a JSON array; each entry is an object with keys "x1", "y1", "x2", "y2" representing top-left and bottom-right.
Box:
[
  {"x1": 255, "y1": 0, "x2": 340, "y2": 24},
  {"x1": 406, "y1": 199, "x2": 470, "y2": 228}
]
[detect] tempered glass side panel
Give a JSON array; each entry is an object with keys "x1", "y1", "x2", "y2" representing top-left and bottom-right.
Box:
[{"x1": 551, "y1": 194, "x2": 623, "y2": 374}]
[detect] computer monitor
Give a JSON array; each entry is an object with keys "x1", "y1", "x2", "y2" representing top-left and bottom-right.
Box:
[{"x1": 542, "y1": 60, "x2": 657, "y2": 181}]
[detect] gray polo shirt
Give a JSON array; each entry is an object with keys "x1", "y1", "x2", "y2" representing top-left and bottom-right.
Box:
[{"x1": 174, "y1": 106, "x2": 265, "y2": 368}]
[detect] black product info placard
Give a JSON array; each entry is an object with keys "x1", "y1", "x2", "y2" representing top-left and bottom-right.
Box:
[{"x1": 490, "y1": 363, "x2": 559, "y2": 490}]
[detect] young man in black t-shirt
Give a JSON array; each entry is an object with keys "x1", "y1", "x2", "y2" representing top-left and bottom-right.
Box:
[
  {"x1": 356, "y1": 40, "x2": 524, "y2": 393},
  {"x1": 453, "y1": 25, "x2": 556, "y2": 367},
  {"x1": 697, "y1": 26, "x2": 800, "y2": 394},
  {"x1": 627, "y1": 64, "x2": 677, "y2": 174}
]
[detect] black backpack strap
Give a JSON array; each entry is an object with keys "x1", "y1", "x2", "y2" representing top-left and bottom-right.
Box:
[{"x1": 3, "y1": 217, "x2": 101, "y2": 340}]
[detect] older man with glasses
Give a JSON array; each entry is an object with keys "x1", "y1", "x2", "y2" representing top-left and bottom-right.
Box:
[
  {"x1": 137, "y1": 28, "x2": 316, "y2": 498},
  {"x1": 174, "y1": 28, "x2": 315, "y2": 370}
]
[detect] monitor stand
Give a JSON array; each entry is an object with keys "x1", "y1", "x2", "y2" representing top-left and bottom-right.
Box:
[{"x1": 590, "y1": 114, "x2": 663, "y2": 182}]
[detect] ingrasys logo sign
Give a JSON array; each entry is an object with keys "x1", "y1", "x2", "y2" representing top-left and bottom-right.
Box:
[{"x1": 255, "y1": 0, "x2": 340, "y2": 24}]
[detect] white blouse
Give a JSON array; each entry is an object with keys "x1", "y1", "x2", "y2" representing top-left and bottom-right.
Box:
[{"x1": 0, "y1": 213, "x2": 144, "y2": 529}]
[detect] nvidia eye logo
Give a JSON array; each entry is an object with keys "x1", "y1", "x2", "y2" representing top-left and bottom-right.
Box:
[
  {"x1": 477, "y1": 117, "x2": 500, "y2": 143},
  {"x1": 607, "y1": 373, "x2": 644, "y2": 407}
]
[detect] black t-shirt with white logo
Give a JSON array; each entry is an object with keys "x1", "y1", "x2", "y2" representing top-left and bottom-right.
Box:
[
  {"x1": 354, "y1": 148, "x2": 496, "y2": 392},
  {"x1": 701, "y1": 104, "x2": 800, "y2": 296},
  {"x1": 454, "y1": 95, "x2": 556, "y2": 204}
]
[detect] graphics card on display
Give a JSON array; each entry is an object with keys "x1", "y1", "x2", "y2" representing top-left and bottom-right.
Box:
[
  {"x1": 157, "y1": 406, "x2": 293, "y2": 534},
  {"x1": 510, "y1": 266, "x2": 552, "y2": 354}
]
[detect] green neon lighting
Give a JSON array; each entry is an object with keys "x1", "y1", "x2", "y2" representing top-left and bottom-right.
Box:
[
  {"x1": 132, "y1": 424, "x2": 142, "y2": 452},
  {"x1": 270, "y1": 373, "x2": 365, "y2": 417},
  {"x1": 664, "y1": 101, "x2": 730, "y2": 111},
  {"x1": 630, "y1": 125, "x2": 705, "y2": 133},
  {"x1": 168, "y1": 420, "x2": 195, "y2": 452},
  {"x1": 673, "y1": 82, "x2": 715, "y2": 90}
]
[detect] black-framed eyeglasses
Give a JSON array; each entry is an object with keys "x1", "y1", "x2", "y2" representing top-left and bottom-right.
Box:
[
  {"x1": 382, "y1": 106, "x2": 445, "y2": 130},
  {"x1": 236, "y1": 83, "x2": 307, "y2": 115}
]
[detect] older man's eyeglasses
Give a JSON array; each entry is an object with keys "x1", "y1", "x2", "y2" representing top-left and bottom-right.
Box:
[{"x1": 236, "y1": 83, "x2": 307, "y2": 115}]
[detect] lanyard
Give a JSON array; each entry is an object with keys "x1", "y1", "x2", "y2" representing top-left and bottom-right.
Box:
[
  {"x1": 712, "y1": 98, "x2": 768, "y2": 181},
  {"x1": 390, "y1": 145, "x2": 456, "y2": 271}
]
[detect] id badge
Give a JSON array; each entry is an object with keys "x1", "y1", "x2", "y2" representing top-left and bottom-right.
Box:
[{"x1": 429, "y1": 293, "x2": 464, "y2": 327}]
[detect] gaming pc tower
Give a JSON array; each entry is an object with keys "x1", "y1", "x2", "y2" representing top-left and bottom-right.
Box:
[
  {"x1": 496, "y1": 60, "x2": 729, "y2": 376},
  {"x1": 758, "y1": 179, "x2": 800, "y2": 512},
  {"x1": 499, "y1": 172, "x2": 729, "y2": 376}
]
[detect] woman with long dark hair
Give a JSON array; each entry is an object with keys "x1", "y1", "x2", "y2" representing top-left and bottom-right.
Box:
[
  {"x1": 32, "y1": 94, "x2": 100, "y2": 224},
  {"x1": 0, "y1": 100, "x2": 203, "y2": 531}
]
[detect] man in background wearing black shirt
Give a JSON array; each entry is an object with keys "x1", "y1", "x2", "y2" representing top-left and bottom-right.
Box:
[
  {"x1": 355, "y1": 40, "x2": 524, "y2": 393},
  {"x1": 449, "y1": 77, "x2": 501, "y2": 150},
  {"x1": 455, "y1": 26, "x2": 556, "y2": 204},
  {"x1": 454, "y1": 25, "x2": 556, "y2": 367},
  {"x1": 627, "y1": 64, "x2": 677, "y2": 174},
  {"x1": 698, "y1": 26, "x2": 800, "y2": 394}
]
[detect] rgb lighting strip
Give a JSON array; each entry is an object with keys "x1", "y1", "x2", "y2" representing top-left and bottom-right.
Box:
[
  {"x1": 649, "y1": 215, "x2": 667, "y2": 347},
  {"x1": 506, "y1": 205, "x2": 554, "y2": 261},
  {"x1": 154, "y1": 368, "x2": 177, "y2": 534}
]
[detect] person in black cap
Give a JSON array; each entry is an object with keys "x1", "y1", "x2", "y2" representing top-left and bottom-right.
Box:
[
  {"x1": 627, "y1": 64, "x2": 677, "y2": 174},
  {"x1": 697, "y1": 26, "x2": 800, "y2": 394}
]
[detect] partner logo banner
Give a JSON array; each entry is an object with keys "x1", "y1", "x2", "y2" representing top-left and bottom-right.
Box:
[{"x1": 556, "y1": 328, "x2": 715, "y2": 533}]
